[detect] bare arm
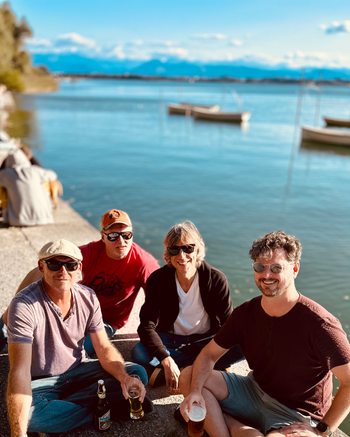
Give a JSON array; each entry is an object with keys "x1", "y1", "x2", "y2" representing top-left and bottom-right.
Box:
[
  {"x1": 90, "y1": 330, "x2": 146, "y2": 403},
  {"x1": 7, "y1": 343, "x2": 33, "y2": 437},
  {"x1": 3, "y1": 267, "x2": 42, "y2": 325},
  {"x1": 279, "y1": 362, "x2": 350, "y2": 437},
  {"x1": 180, "y1": 339, "x2": 229, "y2": 417}
]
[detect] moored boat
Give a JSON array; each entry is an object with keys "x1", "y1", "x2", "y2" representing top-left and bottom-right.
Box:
[
  {"x1": 323, "y1": 117, "x2": 350, "y2": 128},
  {"x1": 168, "y1": 103, "x2": 220, "y2": 115},
  {"x1": 191, "y1": 108, "x2": 251, "y2": 123},
  {"x1": 301, "y1": 125, "x2": 350, "y2": 146}
]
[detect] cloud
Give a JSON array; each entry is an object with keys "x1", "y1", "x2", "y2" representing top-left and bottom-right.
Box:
[
  {"x1": 27, "y1": 38, "x2": 52, "y2": 48},
  {"x1": 109, "y1": 41, "x2": 189, "y2": 61},
  {"x1": 320, "y1": 20, "x2": 350, "y2": 34},
  {"x1": 283, "y1": 50, "x2": 350, "y2": 68},
  {"x1": 231, "y1": 39, "x2": 243, "y2": 47},
  {"x1": 55, "y1": 32, "x2": 97, "y2": 49},
  {"x1": 193, "y1": 33, "x2": 227, "y2": 40}
]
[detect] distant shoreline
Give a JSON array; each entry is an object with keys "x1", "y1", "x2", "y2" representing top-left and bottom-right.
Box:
[{"x1": 56, "y1": 73, "x2": 350, "y2": 86}]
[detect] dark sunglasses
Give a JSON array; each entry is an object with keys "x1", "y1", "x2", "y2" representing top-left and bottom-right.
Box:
[
  {"x1": 167, "y1": 244, "x2": 195, "y2": 256},
  {"x1": 252, "y1": 262, "x2": 293, "y2": 274},
  {"x1": 43, "y1": 259, "x2": 79, "y2": 272},
  {"x1": 103, "y1": 231, "x2": 133, "y2": 241}
]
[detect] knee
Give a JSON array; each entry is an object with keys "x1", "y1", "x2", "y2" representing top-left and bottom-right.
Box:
[
  {"x1": 125, "y1": 362, "x2": 148, "y2": 386},
  {"x1": 131, "y1": 342, "x2": 150, "y2": 366},
  {"x1": 178, "y1": 365, "x2": 193, "y2": 396}
]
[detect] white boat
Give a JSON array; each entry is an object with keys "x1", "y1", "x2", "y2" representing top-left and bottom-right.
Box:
[
  {"x1": 168, "y1": 103, "x2": 220, "y2": 115},
  {"x1": 301, "y1": 126, "x2": 350, "y2": 146},
  {"x1": 191, "y1": 107, "x2": 251, "y2": 123},
  {"x1": 323, "y1": 117, "x2": 350, "y2": 128}
]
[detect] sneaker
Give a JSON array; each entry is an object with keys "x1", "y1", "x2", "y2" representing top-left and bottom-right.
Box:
[
  {"x1": 149, "y1": 368, "x2": 166, "y2": 387},
  {"x1": 174, "y1": 404, "x2": 186, "y2": 425}
]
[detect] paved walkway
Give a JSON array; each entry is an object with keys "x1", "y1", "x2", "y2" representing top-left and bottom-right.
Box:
[{"x1": 0, "y1": 201, "x2": 347, "y2": 437}]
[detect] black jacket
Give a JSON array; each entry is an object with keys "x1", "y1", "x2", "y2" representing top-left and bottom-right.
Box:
[{"x1": 138, "y1": 261, "x2": 233, "y2": 362}]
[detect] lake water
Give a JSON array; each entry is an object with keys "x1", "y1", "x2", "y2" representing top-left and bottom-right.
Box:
[{"x1": 10, "y1": 79, "x2": 350, "y2": 432}]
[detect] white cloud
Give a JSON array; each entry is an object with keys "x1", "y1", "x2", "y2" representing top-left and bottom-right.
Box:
[
  {"x1": 231, "y1": 39, "x2": 243, "y2": 47},
  {"x1": 320, "y1": 20, "x2": 350, "y2": 34},
  {"x1": 193, "y1": 33, "x2": 227, "y2": 40},
  {"x1": 283, "y1": 50, "x2": 350, "y2": 68},
  {"x1": 55, "y1": 32, "x2": 97, "y2": 49},
  {"x1": 27, "y1": 38, "x2": 52, "y2": 48}
]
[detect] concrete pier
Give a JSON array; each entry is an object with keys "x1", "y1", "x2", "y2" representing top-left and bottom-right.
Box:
[{"x1": 0, "y1": 201, "x2": 347, "y2": 437}]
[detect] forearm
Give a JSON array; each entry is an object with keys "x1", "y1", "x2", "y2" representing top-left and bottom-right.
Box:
[
  {"x1": 98, "y1": 343, "x2": 128, "y2": 382},
  {"x1": 322, "y1": 383, "x2": 350, "y2": 431},
  {"x1": 190, "y1": 349, "x2": 217, "y2": 393},
  {"x1": 7, "y1": 371, "x2": 32, "y2": 437}
]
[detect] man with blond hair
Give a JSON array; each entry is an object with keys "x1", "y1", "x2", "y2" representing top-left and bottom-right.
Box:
[
  {"x1": 1, "y1": 209, "x2": 159, "y2": 354},
  {"x1": 180, "y1": 231, "x2": 350, "y2": 437},
  {"x1": 6, "y1": 239, "x2": 149, "y2": 436}
]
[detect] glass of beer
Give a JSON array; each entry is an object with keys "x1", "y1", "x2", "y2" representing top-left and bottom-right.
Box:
[
  {"x1": 127, "y1": 375, "x2": 144, "y2": 420},
  {"x1": 186, "y1": 403, "x2": 206, "y2": 437}
]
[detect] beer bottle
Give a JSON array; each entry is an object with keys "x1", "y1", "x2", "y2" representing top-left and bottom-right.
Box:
[{"x1": 94, "y1": 379, "x2": 111, "y2": 432}]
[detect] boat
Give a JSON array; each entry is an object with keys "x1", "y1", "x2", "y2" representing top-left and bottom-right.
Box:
[
  {"x1": 323, "y1": 117, "x2": 350, "y2": 128},
  {"x1": 301, "y1": 126, "x2": 350, "y2": 146},
  {"x1": 191, "y1": 107, "x2": 251, "y2": 123},
  {"x1": 167, "y1": 103, "x2": 219, "y2": 115}
]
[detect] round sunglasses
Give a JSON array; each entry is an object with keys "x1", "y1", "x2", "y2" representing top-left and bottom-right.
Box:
[
  {"x1": 43, "y1": 259, "x2": 79, "y2": 272},
  {"x1": 103, "y1": 231, "x2": 133, "y2": 241},
  {"x1": 252, "y1": 262, "x2": 294, "y2": 274},
  {"x1": 167, "y1": 244, "x2": 195, "y2": 256}
]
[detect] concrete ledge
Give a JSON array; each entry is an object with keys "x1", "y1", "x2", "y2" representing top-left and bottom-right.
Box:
[{"x1": 0, "y1": 200, "x2": 348, "y2": 437}]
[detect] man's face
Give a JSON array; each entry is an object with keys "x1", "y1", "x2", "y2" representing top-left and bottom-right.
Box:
[
  {"x1": 38, "y1": 256, "x2": 81, "y2": 294},
  {"x1": 101, "y1": 223, "x2": 133, "y2": 260},
  {"x1": 254, "y1": 248, "x2": 299, "y2": 298}
]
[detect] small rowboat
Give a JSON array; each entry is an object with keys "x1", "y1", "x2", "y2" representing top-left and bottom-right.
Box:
[
  {"x1": 301, "y1": 126, "x2": 350, "y2": 147},
  {"x1": 323, "y1": 117, "x2": 350, "y2": 128},
  {"x1": 168, "y1": 103, "x2": 220, "y2": 115},
  {"x1": 191, "y1": 107, "x2": 251, "y2": 123}
]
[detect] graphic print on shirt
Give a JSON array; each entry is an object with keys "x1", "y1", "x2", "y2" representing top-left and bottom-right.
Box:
[{"x1": 88, "y1": 273, "x2": 125, "y2": 296}]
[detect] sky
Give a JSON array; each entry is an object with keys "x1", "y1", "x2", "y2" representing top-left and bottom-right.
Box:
[{"x1": 7, "y1": 0, "x2": 350, "y2": 68}]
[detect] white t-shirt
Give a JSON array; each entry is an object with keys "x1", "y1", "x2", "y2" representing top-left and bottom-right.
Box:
[{"x1": 173, "y1": 271, "x2": 210, "y2": 336}]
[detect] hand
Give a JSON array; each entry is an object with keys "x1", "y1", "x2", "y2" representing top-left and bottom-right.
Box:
[
  {"x1": 279, "y1": 422, "x2": 322, "y2": 437},
  {"x1": 161, "y1": 356, "x2": 181, "y2": 393},
  {"x1": 180, "y1": 391, "x2": 206, "y2": 423},
  {"x1": 121, "y1": 374, "x2": 146, "y2": 403}
]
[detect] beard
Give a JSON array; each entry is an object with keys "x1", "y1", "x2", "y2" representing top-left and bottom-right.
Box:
[{"x1": 256, "y1": 279, "x2": 285, "y2": 298}]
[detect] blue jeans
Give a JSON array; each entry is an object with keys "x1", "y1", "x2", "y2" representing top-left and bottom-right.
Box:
[
  {"x1": 0, "y1": 317, "x2": 117, "y2": 356},
  {"x1": 84, "y1": 320, "x2": 117, "y2": 356},
  {"x1": 28, "y1": 358, "x2": 147, "y2": 434},
  {"x1": 131, "y1": 332, "x2": 244, "y2": 369}
]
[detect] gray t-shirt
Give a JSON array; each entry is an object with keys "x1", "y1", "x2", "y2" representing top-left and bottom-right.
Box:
[{"x1": 7, "y1": 279, "x2": 104, "y2": 378}]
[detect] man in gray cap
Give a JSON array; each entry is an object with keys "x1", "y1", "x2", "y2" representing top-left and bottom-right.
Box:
[{"x1": 6, "y1": 239, "x2": 149, "y2": 436}]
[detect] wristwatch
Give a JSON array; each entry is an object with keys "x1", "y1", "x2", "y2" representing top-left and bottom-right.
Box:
[{"x1": 316, "y1": 421, "x2": 332, "y2": 436}]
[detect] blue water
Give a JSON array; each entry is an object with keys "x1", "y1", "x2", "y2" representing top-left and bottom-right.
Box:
[{"x1": 12, "y1": 79, "x2": 350, "y2": 432}]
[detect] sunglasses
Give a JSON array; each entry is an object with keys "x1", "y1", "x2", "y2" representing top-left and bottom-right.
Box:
[
  {"x1": 103, "y1": 231, "x2": 133, "y2": 241},
  {"x1": 252, "y1": 262, "x2": 293, "y2": 274},
  {"x1": 167, "y1": 244, "x2": 195, "y2": 256},
  {"x1": 43, "y1": 259, "x2": 79, "y2": 272}
]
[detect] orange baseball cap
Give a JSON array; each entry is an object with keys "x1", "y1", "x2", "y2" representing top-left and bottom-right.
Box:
[{"x1": 101, "y1": 209, "x2": 132, "y2": 231}]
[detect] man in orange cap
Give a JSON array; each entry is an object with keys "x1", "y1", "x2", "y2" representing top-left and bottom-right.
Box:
[{"x1": 1, "y1": 209, "x2": 159, "y2": 355}]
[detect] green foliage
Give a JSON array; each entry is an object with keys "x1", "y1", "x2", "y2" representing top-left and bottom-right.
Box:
[
  {"x1": 0, "y1": 2, "x2": 49, "y2": 91},
  {"x1": 0, "y1": 69, "x2": 24, "y2": 91}
]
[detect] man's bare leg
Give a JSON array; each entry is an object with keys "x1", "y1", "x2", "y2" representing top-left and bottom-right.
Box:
[
  {"x1": 224, "y1": 414, "x2": 264, "y2": 437},
  {"x1": 180, "y1": 366, "x2": 265, "y2": 437}
]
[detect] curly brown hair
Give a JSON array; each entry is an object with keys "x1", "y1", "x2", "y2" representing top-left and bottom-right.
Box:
[
  {"x1": 163, "y1": 221, "x2": 205, "y2": 268},
  {"x1": 249, "y1": 230, "x2": 302, "y2": 262}
]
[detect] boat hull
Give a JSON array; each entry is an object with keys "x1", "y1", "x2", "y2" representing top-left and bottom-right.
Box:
[
  {"x1": 168, "y1": 103, "x2": 219, "y2": 115},
  {"x1": 301, "y1": 126, "x2": 350, "y2": 146},
  {"x1": 323, "y1": 117, "x2": 350, "y2": 128},
  {"x1": 192, "y1": 108, "x2": 251, "y2": 123}
]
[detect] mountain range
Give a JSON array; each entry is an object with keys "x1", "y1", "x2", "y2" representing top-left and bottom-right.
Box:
[{"x1": 32, "y1": 54, "x2": 350, "y2": 80}]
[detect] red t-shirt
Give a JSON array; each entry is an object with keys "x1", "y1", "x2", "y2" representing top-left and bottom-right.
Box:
[
  {"x1": 79, "y1": 240, "x2": 159, "y2": 329},
  {"x1": 215, "y1": 294, "x2": 350, "y2": 419}
]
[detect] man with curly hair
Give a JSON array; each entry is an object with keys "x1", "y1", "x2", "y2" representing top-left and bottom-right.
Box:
[{"x1": 180, "y1": 231, "x2": 350, "y2": 437}]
